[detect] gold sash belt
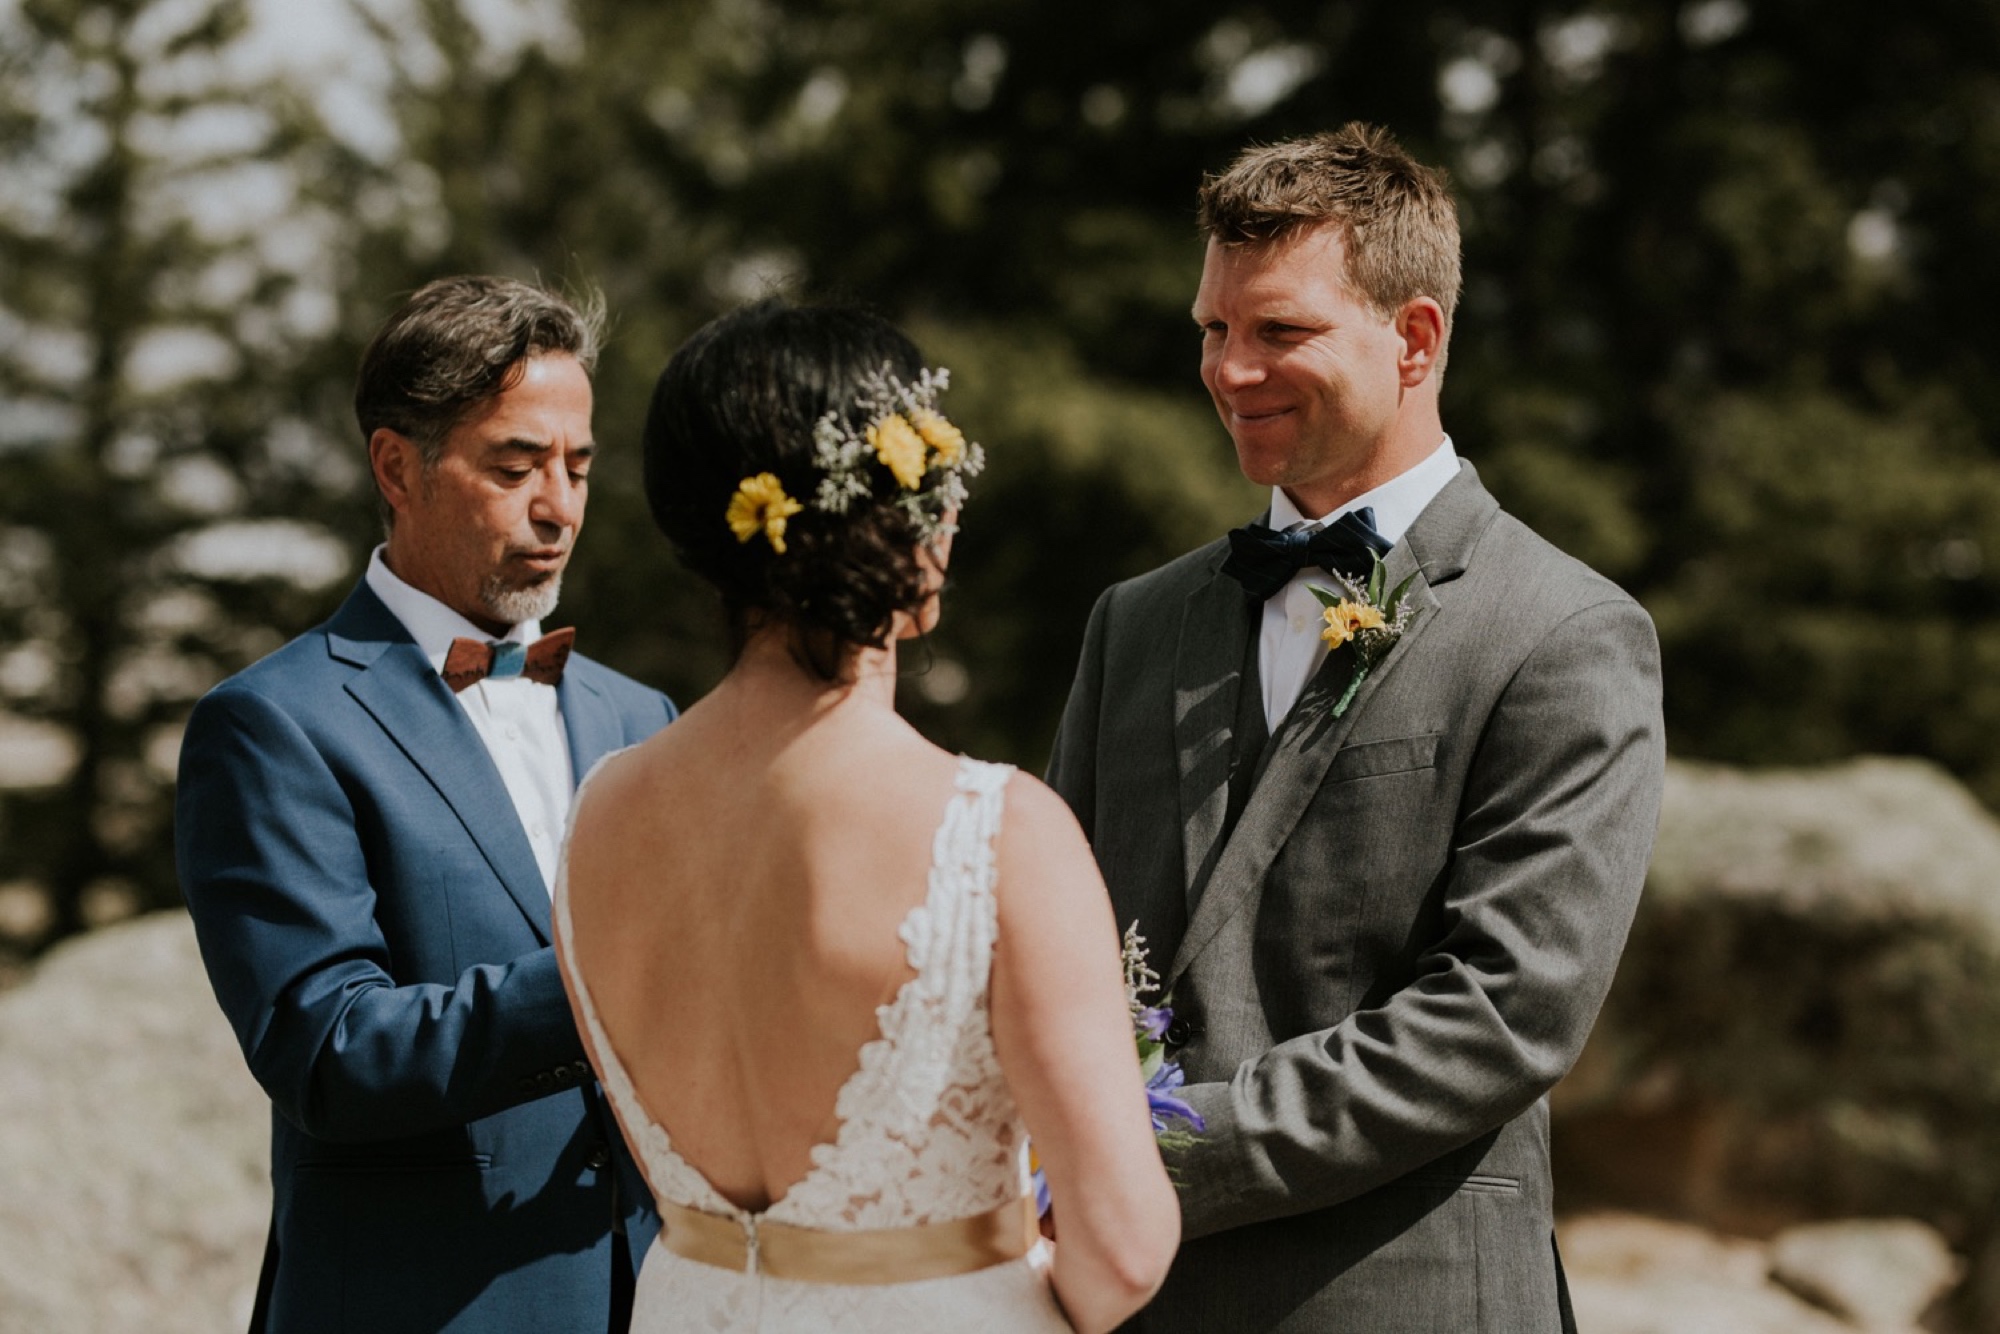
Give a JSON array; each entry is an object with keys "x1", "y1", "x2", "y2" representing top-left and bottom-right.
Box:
[{"x1": 657, "y1": 1195, "x2": 1038, "y2": 1285}]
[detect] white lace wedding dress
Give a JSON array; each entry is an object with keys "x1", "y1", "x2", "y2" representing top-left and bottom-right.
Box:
[{"x1": 555, "y1": 757, "x2": 1072, "y2": 1332}]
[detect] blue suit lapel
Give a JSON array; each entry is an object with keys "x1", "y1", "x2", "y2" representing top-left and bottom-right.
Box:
[
  {"x1": 326, "y1": 585, "x2": 556, "y2": 945},
  {"x1": 558, "y1": 668, "x2": 624, "y2": 785}
]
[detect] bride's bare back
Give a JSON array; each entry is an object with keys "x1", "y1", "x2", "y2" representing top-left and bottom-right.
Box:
[
  {"x1": 562, "y1": 685, "x2": 963, "y2": 1211},
  {"x1": 559, "y1": 633, "x2": 1178, "y2": 1332}
]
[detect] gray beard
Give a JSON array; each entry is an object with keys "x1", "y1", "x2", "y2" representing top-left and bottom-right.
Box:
[{"x1": 481, "y1": 573, "x2": 562, "y2": 628}]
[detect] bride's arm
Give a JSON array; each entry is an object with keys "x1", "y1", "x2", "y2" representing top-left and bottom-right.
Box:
[{"x1": 990, "y1": 775, "x2": 1180, "y2": 1334}]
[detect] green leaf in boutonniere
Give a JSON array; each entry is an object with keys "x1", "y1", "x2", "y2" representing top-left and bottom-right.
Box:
[{"x1": 1307, "y1": 554, "x2": 1419, "y2": 718}]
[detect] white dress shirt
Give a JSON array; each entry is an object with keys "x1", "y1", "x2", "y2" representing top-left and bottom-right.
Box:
[
  {"x1": 1258, "y1": 437, "x2": 1461, "y2": 732},
  {"x1": 365, "y1": 547, "x2": 576, "y2": 894}
]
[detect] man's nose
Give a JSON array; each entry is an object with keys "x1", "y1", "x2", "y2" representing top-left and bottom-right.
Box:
[
  {"x1": 1208, "y1": 336, "x2": 1266, "y2": 392},
  {"x1": 530, "y1": 465, "x2": 584, "y2": 532}
]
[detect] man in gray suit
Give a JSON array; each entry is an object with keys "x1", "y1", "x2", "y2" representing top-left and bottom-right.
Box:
[{"x1": 1048, "y1": 123, "x2": 1665, "y2": 1332}]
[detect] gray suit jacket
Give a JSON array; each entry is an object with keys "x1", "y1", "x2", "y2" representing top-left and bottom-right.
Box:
[{"x1": 1048, "y1": 463, "x2": 1664, "y2": 1333}]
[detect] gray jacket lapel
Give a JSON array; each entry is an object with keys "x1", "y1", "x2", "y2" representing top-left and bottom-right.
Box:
[
  {"x1": 328, "y1": 587, "x2": 556, "y2": 945},
  {"x1": 1173, "y1": 559, "x2": 1257, "y2": 919},
  {"x1": 1166, "y1": 464, "x2": 1499, "y2": 988}
]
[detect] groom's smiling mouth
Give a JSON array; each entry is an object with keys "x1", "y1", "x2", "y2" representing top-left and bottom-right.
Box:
[{"x1": 1227, "y1": 404, "x2": 1295, "y2": 430}]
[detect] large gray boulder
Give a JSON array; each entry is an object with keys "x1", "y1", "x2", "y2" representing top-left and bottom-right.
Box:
[
  {"x1": 1562, "y1": 1212, "x2": 1955, "y2": 1334},
  {"x1": 1555, "y1": 757, "x2": 2000, "y2": 1326},
  {"x1": 1770, "y1": 1218, "x2": 1963, "y2": 1329},
  {"x1": 0, "y1": 910, "x2": 267, "y2": 1333}
]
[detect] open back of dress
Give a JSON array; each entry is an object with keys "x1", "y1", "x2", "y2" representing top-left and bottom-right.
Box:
[{"x1": 555, "y1": 756, "x2": 1071, "y2": 1332}]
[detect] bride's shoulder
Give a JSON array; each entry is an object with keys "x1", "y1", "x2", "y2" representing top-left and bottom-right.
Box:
[
  {"x1": 571, "y1": 739, "x2": 655, "y2": 814},
  {"x1": 578, "y1": 740, "x2": 645, "y2": 791},
  {"x1": 986, "y1": 767, "x2": 1069, "y2": 825},
  {"x1": 985, "y1": 771, "x2": 1120, "y2": 999},
  {"x1": 989, "y1": 771, "x2": 1100, "y2": 898},
  {"x1": 565, "y1": 734, "x2": 692, "y2": 861}
]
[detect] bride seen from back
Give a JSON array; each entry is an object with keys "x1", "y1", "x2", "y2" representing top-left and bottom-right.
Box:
[{"x1": 554, "y1": 298, "x2": 1178, "y2": 1332}]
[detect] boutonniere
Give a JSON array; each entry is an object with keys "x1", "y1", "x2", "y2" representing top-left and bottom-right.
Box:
[{"x1": 1308, "y1": 554, "x2": 1418, "y2": 718}]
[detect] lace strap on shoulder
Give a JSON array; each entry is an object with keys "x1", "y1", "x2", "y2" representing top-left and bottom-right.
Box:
[
  {"x1": 949, "y1": 755, "x2": 1012, "y2": 890},
  {"x1": 953, "y1": 754, "x2": 1014, "y2": 800},
  {"x1": 904, "y1": 758, "x2": 1011, "y2": 973}
]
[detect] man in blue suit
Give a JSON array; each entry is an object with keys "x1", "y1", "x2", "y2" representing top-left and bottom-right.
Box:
[{"x1": 177, "y1": 276, "x2": 676, "y2": 1333}]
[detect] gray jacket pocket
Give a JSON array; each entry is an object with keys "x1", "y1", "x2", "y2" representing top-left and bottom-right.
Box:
[{"x1": 1324, "y1": 732, "x2": 1440, "y2": 783}]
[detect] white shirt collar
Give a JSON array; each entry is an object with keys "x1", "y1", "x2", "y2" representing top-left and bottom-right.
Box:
[
  {"x1": 1269, "y1": 436, "x2": 1459, "y2": 546},
  {"x1": 364, "y1": 545, "x2": 542, "y2": 676}
]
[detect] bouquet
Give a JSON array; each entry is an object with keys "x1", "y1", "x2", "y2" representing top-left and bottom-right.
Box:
[{"x1": 1033, "y1": 923, "x2": 1204, "y2": 1216}]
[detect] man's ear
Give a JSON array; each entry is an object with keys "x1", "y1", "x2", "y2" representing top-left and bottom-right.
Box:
[
  {"x1": 369, "y1": 428, "x2": 421, "y2": 516},
  {"x1": 1395, "y1": 298, "x2": 1447, "y2": 388}
]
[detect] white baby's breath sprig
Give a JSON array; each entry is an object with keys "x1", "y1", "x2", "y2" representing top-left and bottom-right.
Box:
[
  {"x1": 1121, "y1": 921, "x2": 1161, "y2": 1022},
  {"x1": 796, "y1": 362, "x2": 983, "y2": 544}
]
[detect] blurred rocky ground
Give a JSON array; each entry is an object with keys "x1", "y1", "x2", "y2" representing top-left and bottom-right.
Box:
[
  {"x1": 0, "y1": 912, "x2": 266, "y2": 1333},
  {"x1": 2, "y1": 756, "x2": 1996, "y2": 1330},
  {"x1": 1556, "y1": 755, "x2": 2000, "y2": 1331},
  {"x1": 1561, "y1": 1212, "x2": 1961, "y2": 1333}
]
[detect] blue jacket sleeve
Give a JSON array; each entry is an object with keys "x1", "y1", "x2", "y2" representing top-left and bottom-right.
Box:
[{"x1": 175, "y1": 682, "x2": 589, "y2": 1144}]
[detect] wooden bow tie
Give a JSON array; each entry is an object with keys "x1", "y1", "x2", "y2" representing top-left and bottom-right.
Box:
[{"x1": 441, "y1": 628, "x2": 575, "y2": 692}]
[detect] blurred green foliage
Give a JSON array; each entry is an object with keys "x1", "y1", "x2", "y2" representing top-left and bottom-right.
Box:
[
  {"x1": 7, "y1": 0, "x2": 2000, "y2": 954},
  {"x1": 0, "y1": 0, "x2": 376, "y2": 938}
]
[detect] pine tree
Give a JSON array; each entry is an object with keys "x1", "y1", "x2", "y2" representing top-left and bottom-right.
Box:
[{"x1": 0, "y1": 0, "x2": 370, "y2": 947}]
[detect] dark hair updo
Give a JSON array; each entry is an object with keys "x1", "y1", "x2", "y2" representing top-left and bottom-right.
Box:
[{"x1": 643, "y1": 298, "x2": 952, "y2": 680}]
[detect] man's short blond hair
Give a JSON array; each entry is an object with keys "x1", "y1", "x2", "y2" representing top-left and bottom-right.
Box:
[{"x1": 1198, "y1": 123, "x2": 1462, "y2": 333}]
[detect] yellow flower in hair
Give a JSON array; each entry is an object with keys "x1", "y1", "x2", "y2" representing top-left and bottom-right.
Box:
[
  {"x1": 726, "y1": 473, "x2": 803, "y2": 553},
  {"x1": 1320, "y1": 599, "x2": 1386, "y2": 649},
  {"x1": 867, "y1": 413, "x2": 928, "y2": 490},
  {"x1": 913, "y1": 409, "x2": 967, "y2": 468}
]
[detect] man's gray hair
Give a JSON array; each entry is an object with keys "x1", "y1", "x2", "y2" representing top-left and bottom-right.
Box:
[{"x1": 354, "y1": 274, "x2": 606, "y2": 467}]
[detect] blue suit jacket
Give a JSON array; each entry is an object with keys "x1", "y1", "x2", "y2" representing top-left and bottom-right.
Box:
[{"x1": 176, "y1": 581, "x2": 676, "y2": 1333}]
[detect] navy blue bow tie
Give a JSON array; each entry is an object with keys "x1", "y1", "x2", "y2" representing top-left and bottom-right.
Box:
[{"x1": 1220, "y1": 507, "x2": 1392, "y2": 601}]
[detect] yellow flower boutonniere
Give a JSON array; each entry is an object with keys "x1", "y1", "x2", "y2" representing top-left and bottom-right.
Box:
[
  {"x1": 1308, "y1": 554, "x2": 1418, "y2": 718},
  {"x1": 1318, "y1": 599, "x2": 1386, "y2": 650},
  {"x1": 726, "y1": 472, "x2": 804, "y2": 553},
  {"x1": 867, "y1": 413, "x2": 929, "y2": 490}
]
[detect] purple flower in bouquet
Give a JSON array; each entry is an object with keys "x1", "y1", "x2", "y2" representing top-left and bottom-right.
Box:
[
  {"x1": 1030, "y1": 924, "x2": 1205, "y2": 1217},
  {"x1": 1144, "y1": 1053, "x2": 1204, "y2": 1135}
]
